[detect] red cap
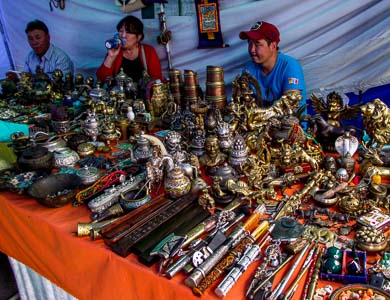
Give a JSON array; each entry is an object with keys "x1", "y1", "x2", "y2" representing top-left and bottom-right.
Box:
[{"x1": 239, "y1": 21, "x2": 280, "y2": 44}]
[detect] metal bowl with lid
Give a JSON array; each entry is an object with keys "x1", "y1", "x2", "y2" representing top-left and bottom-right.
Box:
[
  {"x1": 76, "y1": 166, "x2": 100, "y2": 186},
  {"x1": 77, "y1": 142, "x2": 95, "y2": 157}
]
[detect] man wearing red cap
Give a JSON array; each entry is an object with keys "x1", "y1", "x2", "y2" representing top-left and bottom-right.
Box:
[{"x1": 240, "y1": 21, "x2": 306, "y2": 109}]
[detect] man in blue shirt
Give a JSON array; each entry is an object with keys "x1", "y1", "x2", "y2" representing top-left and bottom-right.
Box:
[
  {"x1": 240, "y1": 21, "x2": 306, "y2": 109},
  {"x1": 24, "y1": 20, "x2": 74, "y2": 78}
]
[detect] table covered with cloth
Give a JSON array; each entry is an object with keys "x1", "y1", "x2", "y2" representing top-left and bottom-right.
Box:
[{"x1": 0, "y1": 186, "x2": 355, "y2": 300}]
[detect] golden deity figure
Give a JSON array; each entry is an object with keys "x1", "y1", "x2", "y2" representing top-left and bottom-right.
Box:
[
  {"x1": 145, "y1": 145, "x2": 164, "y2": 190},
  {"x1": 148, "y1": 81, "x2": 168, "y2": 119},
  {"x1": 241, "y1": 155, "x2": 269, "y2": 189},
  {"x1": 311, "y1": 91, "x2": 360, "y2": 128},
  {"x1": 231, "y1": 71, "x2": 261, "y2": 106}
]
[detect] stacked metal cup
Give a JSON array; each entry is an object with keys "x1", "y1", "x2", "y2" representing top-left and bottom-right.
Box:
[
  {"x1": 205, "y1": 65, "x2": 226, "y2": 109},
  {"x1": 168, "y1": 69, "x2": 183, "y2": 107},
  {"x1": 184, "y1": 69, "x2": 200, "y2": 107}
]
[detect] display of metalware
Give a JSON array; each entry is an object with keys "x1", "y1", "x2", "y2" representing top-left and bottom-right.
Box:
[{"x1": 2, "y1": 66, "x2": 390, "y2": 300}]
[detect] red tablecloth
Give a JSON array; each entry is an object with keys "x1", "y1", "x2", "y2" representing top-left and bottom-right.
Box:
[{"x1": 0, "y1": 188, "x2": 376, "y2": 300}]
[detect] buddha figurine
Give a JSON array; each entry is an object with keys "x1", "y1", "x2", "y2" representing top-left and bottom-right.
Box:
[{"x1": 199, "y1": 135, "x2": 227, "y2": 170}]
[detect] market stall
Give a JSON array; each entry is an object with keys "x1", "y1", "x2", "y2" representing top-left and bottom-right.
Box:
[
  {"x1": 0, "y1": 63, "x2": 389, "y2": 300},
  {"x1": 0, "y1": 1, "x2": 389, "y2": 300}
]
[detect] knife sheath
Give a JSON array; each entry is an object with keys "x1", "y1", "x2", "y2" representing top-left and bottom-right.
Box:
[
  {"x1": 101, "y1": 194, "x2": 169, "y2": 245},
  {"x1": 135, "y1": 206, "x2": 210, "y2": 266},
  {"x1": 110, "y1": 193, "x2": 197, "y2": 257}
]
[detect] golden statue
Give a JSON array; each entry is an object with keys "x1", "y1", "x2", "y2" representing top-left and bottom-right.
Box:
[
  {"x1": 361, "y1": 98, "x2": 390, "y2": 148},
  {"x1": 198, "y1": 188, "x2": 216, "y2": 214},
  {"x1": 199, "y1": 135, "x2": 227, "y2": 167},
  {"x1": 311, "y1": 91, "x2": 360, "y2": 127},
  {"x1": 148, "y1": 81, "x2": 168, "y2": 119},
  {"x1": 246, "y1": 91, "x2": 303, "y2": 132}
]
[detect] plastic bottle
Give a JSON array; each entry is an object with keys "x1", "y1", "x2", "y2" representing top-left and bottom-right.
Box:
[{"x1": 105, "y1": 34, "x2": 125, "y2": 49}]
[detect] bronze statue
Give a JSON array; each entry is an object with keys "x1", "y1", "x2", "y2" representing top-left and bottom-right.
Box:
[
  {"x1": 198, "y1": 187, "x2": 216, "y2": 214},
  {"x1": 246, "y1": 91, "x2": 303, "y2": 132},
  {"x1": 199, "y1": 135, "x2": 227, "y2": 168},
  {"x1": 311, "y1": 91, "x2": 360, "y2": 127},
  {"x1": 361, "y1": 98, "x2": 390, "y2": 148}
]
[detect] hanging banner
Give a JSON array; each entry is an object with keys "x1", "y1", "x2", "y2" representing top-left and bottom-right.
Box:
[{"x1": 195, "y1": 0, "x2": 225, "y2": 48}]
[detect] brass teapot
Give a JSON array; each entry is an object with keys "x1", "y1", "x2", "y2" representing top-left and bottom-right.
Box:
[{"x1": 164, "y1": 165, "x2": 191, "y2": 199}]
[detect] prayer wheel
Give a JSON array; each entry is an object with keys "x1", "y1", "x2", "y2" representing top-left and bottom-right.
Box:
[
  {"x1": 184, "y1": 70, "x2": 200, "y2": 106},
  {"x1": 205, "y1": 65, "x2": 226, "y2": 108},
  {"x1": 169, "y1": 69, "x2": 183, "y2": 106}
]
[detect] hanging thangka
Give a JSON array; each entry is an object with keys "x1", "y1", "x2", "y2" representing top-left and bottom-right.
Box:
[{"x1": 195, "y1": 0, "x2": 225, "y2": 48}]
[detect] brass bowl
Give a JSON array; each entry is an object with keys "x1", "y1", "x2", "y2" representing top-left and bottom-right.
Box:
[
  {"x1": 27, "y1": 173, "x2": 81, "y2": 208},
  {"x1": 357, "y1": 239, "x2": 388, "y2": 253}
]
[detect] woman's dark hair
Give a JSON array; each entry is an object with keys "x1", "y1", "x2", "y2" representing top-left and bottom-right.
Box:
[
  {"x1": 25, "y1": 20, "x2": 49, "y2": 34},
  {"x1": 116, "y1": 15, "x2": 144, "y2": 41}
]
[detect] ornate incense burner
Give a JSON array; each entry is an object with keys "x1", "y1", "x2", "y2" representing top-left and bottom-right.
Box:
[
  {"x1": 99, "y1": 119, "x2": 121, "y2": 143},
  {"x1": 89, "y1": 84, "x2": 108, "y2": 103},
  {"x1": 216, "y1": 121, "x2": 233, "y2": 152},
  {"x1": 228, "y1": 135, "x2": 248, "y2": 169},
  {"x1": 81, "y1": 109, "x2": 100, "y2": 142}
]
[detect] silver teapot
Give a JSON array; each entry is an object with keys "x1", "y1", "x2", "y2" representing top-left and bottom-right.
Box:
[{"x1": 133, "y1": 134, "x2": 153, "y2": 164}]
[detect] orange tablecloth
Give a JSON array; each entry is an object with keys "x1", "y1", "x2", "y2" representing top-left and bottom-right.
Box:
[{"x1": 0, "y1": 190, "x2": 346, "y2": 300}]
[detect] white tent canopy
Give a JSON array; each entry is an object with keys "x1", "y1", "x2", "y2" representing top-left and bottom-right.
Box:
[{"x1": 0, "y1": 0, "x2": 389, "y2": 100}]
